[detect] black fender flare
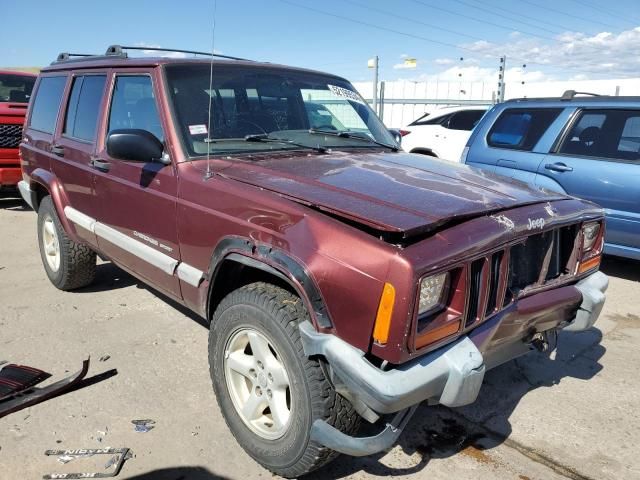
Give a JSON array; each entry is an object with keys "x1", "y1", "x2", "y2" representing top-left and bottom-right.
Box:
[{"x1": 205, "y1": 236, "x2": 332, "y2": 329}]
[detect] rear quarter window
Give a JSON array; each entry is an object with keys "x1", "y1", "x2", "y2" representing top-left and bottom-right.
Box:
[
  {"x1": 558, "y1": 108, "x2": 640, "y2": 162},
  {"x1": 29, "y1": 76, "x2": 68, "y2": 134},
  {"x1": 487, "y1": 108, "x2": 561, "y2": 151}
]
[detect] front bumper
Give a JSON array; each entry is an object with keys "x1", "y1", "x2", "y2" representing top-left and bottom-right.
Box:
[
  {"x1": 564, "y1": 271, "x2": 608, "y2": 332},
  {"x1": 301, "y1": 270, "x2": 608, "y2": 456},
  {"x1": 0, "y1": 166, "x2": 21, "y2": 187}
]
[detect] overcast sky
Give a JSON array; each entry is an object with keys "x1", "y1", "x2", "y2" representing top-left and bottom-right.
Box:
[{"x1": 3, "y1": 0, "x2": 640, "y2": 84}]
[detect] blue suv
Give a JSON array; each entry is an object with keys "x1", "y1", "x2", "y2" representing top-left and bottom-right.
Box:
[{"x1": 462, "y1": 91, "x2": 640, "y2": 260}]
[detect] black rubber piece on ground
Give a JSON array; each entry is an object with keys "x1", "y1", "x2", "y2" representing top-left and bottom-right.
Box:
[
  {"x1": 37, "y1": 196, "x2": 96, "y2": 291},
  {"x1": 209, "y1": 282, "x2": 361, "y2": 478}
]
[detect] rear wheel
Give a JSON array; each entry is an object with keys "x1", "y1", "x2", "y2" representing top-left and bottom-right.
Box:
[
  {"x1": 208, "y1": 282, "x2": 360, "y2": 478},
  {"x1": 37, "y1": 196, "x2": 96, "y2": 290}
]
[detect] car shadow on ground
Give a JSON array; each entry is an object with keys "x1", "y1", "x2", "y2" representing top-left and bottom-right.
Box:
[
  {"x1": 0, "y1": 197, "x2": 30, "y2": 211},
  {"x1": 76, "y1": 261, "x2": 210, "y2": 329},
  {"x1": 600, "y1": 255, "x2": 640, "y2": 282},
  {"x1": 311, "y1": 327, "x2": 605, "y2": 479},
  {"x1": 123, "y1": 466, "x2": 229, "y2": 479}
]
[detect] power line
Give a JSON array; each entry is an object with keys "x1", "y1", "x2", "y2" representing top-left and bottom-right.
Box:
[
  {"x1": 447, "y1": 0, "x2": 561, "y2": 35},
  {"x1": 567, "y1": 0, "x2": 640, "y2": 25},
  {"x1": 343, "y1": 0, "x2": 484, "y2": 42},
  {"x1": 410, "y1": 0, "x2": 630, "y2": 59},
  {"x1": 277, "y1": 0, "x2": 619, "y2": 78},
  {"x1": 518, "y1": 0, "x2": 621, "y2": 29},
  {"x1": 407, "y1": 0, "x2": 558, "y2": 41},
  {"x1": 461, "y1": 0, "x2": 583, "y2": 33}
]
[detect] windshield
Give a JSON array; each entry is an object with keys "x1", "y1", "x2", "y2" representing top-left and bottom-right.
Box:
[
  {"x1": 0, "y1": 73, "x2": 36, "y2": 103},
  {"x1": 164, "y1": 64, "x2": 396, "y2": 156}
]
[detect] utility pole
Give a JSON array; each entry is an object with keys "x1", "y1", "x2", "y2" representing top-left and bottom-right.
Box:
[
  {"x1": 368, "y1": 55, "x2": 379, "y2": 112},
  {"x1": 497, "y1": 55, "x2": 506, "y2": 103}
]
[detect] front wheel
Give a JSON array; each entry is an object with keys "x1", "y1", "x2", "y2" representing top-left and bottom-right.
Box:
[{"x1": 208, "y1": 282, "x2": 360, "y2": 478}]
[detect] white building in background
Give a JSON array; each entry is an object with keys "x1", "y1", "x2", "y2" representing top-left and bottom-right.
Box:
[{"x1": 353, "y1": 77, "x2": 640, "y2": 127}]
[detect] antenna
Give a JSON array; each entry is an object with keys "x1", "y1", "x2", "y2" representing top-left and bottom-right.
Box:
[{"x1": 205, "y1": 0, "x2": 218, "y2": 180}]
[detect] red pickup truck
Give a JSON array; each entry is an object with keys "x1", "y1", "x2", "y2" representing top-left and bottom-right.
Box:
[{"x1": 0, "y1": 70, "x2": 36, "y2": 195}]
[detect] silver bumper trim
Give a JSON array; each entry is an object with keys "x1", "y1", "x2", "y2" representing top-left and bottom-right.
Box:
[
  {"x1": 564, "y1": 270, "x2": 608, "y2": 332},
  {"x1": 299, "y1": 321, "x2": 485, "y2": 414}
]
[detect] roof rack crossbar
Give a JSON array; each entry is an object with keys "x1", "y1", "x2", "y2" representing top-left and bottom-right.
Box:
[
  {"x1": 561, "y1": 90, "x2": 601, "y2": 101},
  {"x1": 107, "y1": 45, "x2": 252, "y2": 62}
]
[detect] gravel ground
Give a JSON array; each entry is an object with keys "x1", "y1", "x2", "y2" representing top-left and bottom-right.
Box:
[{"x1": 1, "y1": 197, "x2": 639, "y2": 480}]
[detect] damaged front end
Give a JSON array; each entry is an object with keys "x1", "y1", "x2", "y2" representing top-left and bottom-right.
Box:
[{"x1": 298, "y1": 199, "x2": 608, "y2": 457}]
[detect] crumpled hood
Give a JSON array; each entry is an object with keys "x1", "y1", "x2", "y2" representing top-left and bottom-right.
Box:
[{"x1": 219, "y1": 151, "x2": 566, "y2": 237}]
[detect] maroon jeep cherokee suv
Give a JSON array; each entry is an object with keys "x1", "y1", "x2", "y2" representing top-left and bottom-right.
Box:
[{"x1": 19, "y1": 46, "x2": 608, "y2": 477}]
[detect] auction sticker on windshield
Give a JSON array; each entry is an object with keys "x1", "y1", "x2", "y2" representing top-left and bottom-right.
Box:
[
  {"x1": 189, "y1": 124, "x2": 208, "y2": 135},
  {"x1": 327, "y1": 84, "x2": 365, "y2": 105}
]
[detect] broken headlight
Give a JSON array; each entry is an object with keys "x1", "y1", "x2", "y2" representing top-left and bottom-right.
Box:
[{"x1": 582, "y1": 222, "x2": 601, "y2": 252}]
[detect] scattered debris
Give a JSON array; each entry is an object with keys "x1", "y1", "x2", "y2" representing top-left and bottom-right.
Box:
[
  {"x1": 0, "y1": 359, "x2": 90, "y2": 418},
  {"x1": 99, "y1": 355, "x2": 111, "y2": 362},
  {"x1": 44, "y1": 447, "x2": 131, "y2": 479},
  {"x1": 131, "y1": 419, "x2": 155, "y2": 433},
  {"x1": 0, "y1": 362, "x2": 51, "y2": 400}
]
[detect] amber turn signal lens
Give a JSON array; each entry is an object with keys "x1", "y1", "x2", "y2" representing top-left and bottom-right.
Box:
[
  {"x1": 578, "y1": 254, "x2": 601, "y2": 274},
  {"x1": 372, "y1": 282, "x2": 396, "y2": 345},
  {"x1": 415, "y1": 319, "x2": 461, "y2": 350}
]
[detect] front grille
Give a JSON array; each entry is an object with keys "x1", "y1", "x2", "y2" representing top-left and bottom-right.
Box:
[
  {"x1": 0, "y1": 124, "x2": 23, "y2": 148},
  {"x1": 464, "y1": 225, "x2": 579, "y2": 325}
]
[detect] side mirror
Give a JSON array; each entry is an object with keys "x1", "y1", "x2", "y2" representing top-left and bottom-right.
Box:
[
  {"x1": 388, "y1": 128, "x2": 403, "y2": 146},
  {"x1": 106, "y1": 129, "x2": 168, "y2": 164}
]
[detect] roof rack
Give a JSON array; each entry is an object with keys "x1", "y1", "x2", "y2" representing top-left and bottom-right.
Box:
[
  {"x1": 53, "y1": 45, "x2": 252, "y2": 65},
  {"x1": 560, "y1": 90, "x2": 601, "y2": 101},
  {"x1": 106, "y1": 45, "x2": 252, "y2": 62}
]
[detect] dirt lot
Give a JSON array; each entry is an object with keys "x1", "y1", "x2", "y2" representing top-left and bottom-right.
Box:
[{"x1": 1, "y1": 196, "x2": 639, "y2": 480}]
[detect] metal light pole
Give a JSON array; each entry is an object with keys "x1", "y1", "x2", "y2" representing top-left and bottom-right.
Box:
[{"x1": 368, "y1": 55, "x2": 379, "y2": 113}]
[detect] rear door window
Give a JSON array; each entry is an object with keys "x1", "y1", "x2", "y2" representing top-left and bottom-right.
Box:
[
  {"x1": 488, "y1": 108, "x2": 561, "y2": 151},
  {"x1": 558, "y1": 109, "x2": 640, "y2": 162},
  {"x1": 29, "y1": 76, "x2": 67, "y2": 134},
  {"x1": 64, "y1": 75, "x2": 107, "y2": 142},
  {"x1": 446, "y1": 110, "x2": 486, "y2": 131}
]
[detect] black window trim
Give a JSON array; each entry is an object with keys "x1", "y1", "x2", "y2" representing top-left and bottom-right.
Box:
[
  {"x1": 27, "y1": 74, "x2": 69, "y2": 136},
  {"x1": 105, "y1": 72, "x2": 166, "y2": 148},
  {"x1": 61, "y1": 72, "x2": 108, "y2": 145},
  {"x1": 550, "y1": 107, "x2": 640, "y2": 165},
  {"x1": 486, "y1": 107, "x2": 562, "y2": 152}
]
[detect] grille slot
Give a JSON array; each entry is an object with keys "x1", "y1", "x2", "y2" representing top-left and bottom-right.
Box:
[
  {"x1": 0, "y1": 124, "x2": 23, "y2": 148},
  {"x1": 485, "y1": 251, "x2": 503, "y2": 317},
  {"x1": 465, "y1": 258, "x2": 485, "y2": 327}
]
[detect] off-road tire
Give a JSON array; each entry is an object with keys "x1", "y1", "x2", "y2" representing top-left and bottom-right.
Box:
[
  {"x1": 37, "y1": 196, "x2": 96, "y2": 290},
  {"x1": 208, "y1": 282, "x2": 361, "y2": 478}
]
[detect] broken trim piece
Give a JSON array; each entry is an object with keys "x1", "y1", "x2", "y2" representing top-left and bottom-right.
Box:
[
  {"x1": 0, "y1": 359, "x2": 89, "y2": 419},
  {"x1": 43, "y1": 447, "x2": 131, "y2": 479}
]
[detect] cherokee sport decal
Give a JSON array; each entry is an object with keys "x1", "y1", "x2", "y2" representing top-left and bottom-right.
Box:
[
  {"x1": 133, "y1": 231, "x2": 173, "y2": 253},
  {"x1": 527, "y1": 217, "x2": 545, "y2": 230}
]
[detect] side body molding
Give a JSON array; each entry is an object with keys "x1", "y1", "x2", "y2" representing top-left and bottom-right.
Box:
[
  {"x1": 206, "y1": 237, "x2": 332, "y2": 329},
  {"x1": 62, "y1": 206, "x2": 203, "y2": 286}
]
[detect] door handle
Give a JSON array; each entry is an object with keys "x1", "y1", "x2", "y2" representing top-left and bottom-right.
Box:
[
  {"x1": 51, "y1": 145, "x2": 64, "y2": 157},
  {"x1": 544, "y1": 162, "x2": 573, "y2": 173},
  {"x1": 90, "y1": 158, "x2": 111, "y2": 173}
]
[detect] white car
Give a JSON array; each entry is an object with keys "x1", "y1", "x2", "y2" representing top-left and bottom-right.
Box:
[{"x1": 401, "y1": 105, "x2": 489, "y2": 161}]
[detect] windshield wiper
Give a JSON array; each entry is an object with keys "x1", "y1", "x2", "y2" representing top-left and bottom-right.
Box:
[
  {"x1": 308, "y1": 128, "x2": 399, "y2": 152},
  {"x1": 244, "y1": 134, "x2": 328, "y2": 153}
]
